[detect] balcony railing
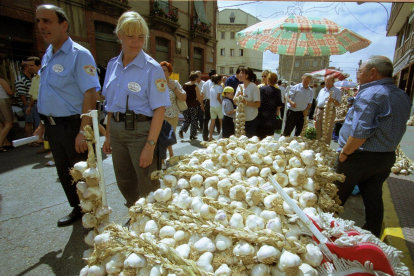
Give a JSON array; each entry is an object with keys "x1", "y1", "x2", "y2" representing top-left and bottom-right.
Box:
[
  {"x1": 387, "y1": 2, "x2": 404, "y2": 34},
  {"x1": 394, "y1": 34, "x2": 414, "y2": 62},
  {"x1": 150, "y1": 0, "x2": 179, "y2": 23},
  {"x1": 190, "y1": 16, "x2": 211, "y2": 35}
]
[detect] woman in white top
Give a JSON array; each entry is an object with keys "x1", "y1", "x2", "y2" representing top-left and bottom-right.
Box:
[
  {"x1": 160, "y1": 61, "x2": 186, "y2": 166},
  {"x1": 0, "y1": 75, "x2": 14, "y2": 152},
  {"x1": 208, "y1": 74, "x2": 223, "y2": 141},
  {"x1": 238, "y1": 67, "x2": 260, "y2": 138}
]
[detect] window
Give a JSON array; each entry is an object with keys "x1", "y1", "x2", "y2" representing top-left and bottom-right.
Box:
[
  {"x1": 230, "y1": 13, "x2": 236, "y2": 23},
  {"x1": 321, "y1": 60, "x2": 324, "y2": 67},
  {"x1": 239, "y1": 49, "x2": 244, "y2": 56},
  {"x1": 294, "y1": 72, "x2": 299, "y2": 79},
  {"x1": 313, "y1": 60, "x2": 318, "y2": 67},
  {"x1": 231, "y1": 32, "x2": 235, "y2": 39},
  {"x1": 220, "y1": 67, "x2": 225, "y2": 74},
  {"x1": 286, "y1": 61, "x2": 291, "y2": 67},
  {"x1": 221, "y1": 48, "x2": 225, "y2": 56},
  {"x1": 230, "y1": 49, "x2": 235, "y2": 56},
  {"x1": 193, "y1": 47, "x2": 203, "y2": 72},
  {"x1": 155, "y1": 37, "x2": 169, "y2": 63},
  {"x1": 304, "y1": 61, "x2": 309, "y2": 67},
  {"x1": 295, "y1": 61, "x2": 300, "y2": 67},
  {"x1": 221, "y1": 31, "x2": 225, "y2": 39},
  {"x1": 229, "y1": 67, "x2": 234, "y2": 75}
]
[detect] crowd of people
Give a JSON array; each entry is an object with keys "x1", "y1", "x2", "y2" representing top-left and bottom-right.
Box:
[{"x1": 0, "y1": 5, "x2": 411, "y2": 239}]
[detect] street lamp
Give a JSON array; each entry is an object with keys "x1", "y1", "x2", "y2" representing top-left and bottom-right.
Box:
[{"x1": 357, "y1": 2, "x2": 389, "y2": 31}]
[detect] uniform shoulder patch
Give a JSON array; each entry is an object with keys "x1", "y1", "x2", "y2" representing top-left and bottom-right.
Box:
[
  {"x1": 83, "y1": 65, "x2": 97, "y2": 76},
  {"x1": 155, "y1": 79, "x2": 167, "y2": 92}
]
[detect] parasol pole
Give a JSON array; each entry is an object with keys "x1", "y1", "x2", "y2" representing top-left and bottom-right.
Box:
[{"x1": 282, "y1": 33, "x2": 300, "y2": 131}]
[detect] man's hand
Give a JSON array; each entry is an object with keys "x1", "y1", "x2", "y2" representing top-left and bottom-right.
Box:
[
  {"x1": 33, "y1": 124, "x2": 45, "y2": 140},
  {"x1": 139, "y1": 144, "x2": 155, "y2": 168},
  {"x1": 201, "y1": 105, "x2": 205, "y2": 112},
  {"x1": 290, "y1": 101, "x2": 297, "y2": 108},
  {"x1": 25, "y1": 106, "x2": 32, "y2": 115},
  {"x1": 303, "y1": 109, "x2": 308, "y2": 117},
  {"x1": 75, "y1": 132, "x2": 88, "y2": 153},
  {"x1": 103, "y1": 135, "x2": 112, "y2": 154}
]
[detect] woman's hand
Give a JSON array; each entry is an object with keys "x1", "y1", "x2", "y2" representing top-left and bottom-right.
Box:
[
  {"x1": 167, "y1": 79, "x2": 175, "y2": 90},
  {"x1": 139, "y1": 144, "x2": 154, "y2": 168},
  {"x1": 103, "y1": 135, "x2": 112, "y2": 154}
]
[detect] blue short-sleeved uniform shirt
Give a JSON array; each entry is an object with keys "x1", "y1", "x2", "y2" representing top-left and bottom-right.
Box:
[
  {"x1": 38, "y1": 38, "x2": 100, "y2": 116},
  {"x1": 103, "y1": 50, "x2": 170, "y2": 117}
]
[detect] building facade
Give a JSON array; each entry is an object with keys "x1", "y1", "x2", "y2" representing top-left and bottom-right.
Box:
[
  {"x1": 216, "y1": 9, "x2": 262, "y2": 77},
  {"x1": 278, "y1": 55, "x2": 330, "y2": 83},
  {"x1": 387, "y1": 2, "x2": 414, "y2": 104},
  {"x1": 0, "y1": 0, "x2": 217, "y2": 83}
]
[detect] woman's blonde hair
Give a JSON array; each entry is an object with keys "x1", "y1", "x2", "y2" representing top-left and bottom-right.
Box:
[{"x1": 115, "y1": 11, "x2": 148, "y2": 39}]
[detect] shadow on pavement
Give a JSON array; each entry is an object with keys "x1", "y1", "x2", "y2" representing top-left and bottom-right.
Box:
[{"x1": 15, "y1": 222, "x2": 89, "y2": 276}]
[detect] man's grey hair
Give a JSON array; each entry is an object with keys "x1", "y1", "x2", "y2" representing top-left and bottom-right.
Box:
[
  {"x1": 302, "y1": 73, "x2": 313, "y2": 79},
  {"x1": 195, "y1": 71, "x2": 202, "y2": 76},
  {"x1": 364, "y1": 55, "x2": 393, "y2": 78},
  {"x1": 37, "y1": 4, "x2": 70, "y2": 33}
]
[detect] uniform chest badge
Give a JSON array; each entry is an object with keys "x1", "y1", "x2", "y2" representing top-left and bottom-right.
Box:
[
  {"x1": 155, "y1": 79, "x2": 167, "y2": 92},
  {"x1": 52, "y1": 64, "x2": 64, "y2": 73},
  {"x1": 83, "y1": 65, "x2": 97, "y2": 76},
  {"x1": 128, "y1": 82, "x2": 141, "y2": 92}
]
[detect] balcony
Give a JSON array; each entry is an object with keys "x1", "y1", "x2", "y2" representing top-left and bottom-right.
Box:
[
  {"x1": 394, "y1": 34, "x2": 414, "y2": 63},
  {"x1": 190, "y1": 16, "x2": 212, "y2": 43},
  {"x1": 87, "y1": 0, "x2": 129, "y2": 17},
  {"x1": 387, "y1": 2, "x2": 412, "y2": 36},
  {"x1": 149, "y1": 0, "x2": 180, "y2": 33}
]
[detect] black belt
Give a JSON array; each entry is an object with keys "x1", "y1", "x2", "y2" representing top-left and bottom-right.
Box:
[
  {"x1": 33, "y1": 101, "x2": 37, "y2": 105},
  {"x1": 40, "y1": 114, "x2": 80, "y2": 125},
  {"x1": 318, "y1": 107, "x2": 324, "y2": 110},
  {"x1": 113, "y1": 112, "x2": 152, "y2": 122}
]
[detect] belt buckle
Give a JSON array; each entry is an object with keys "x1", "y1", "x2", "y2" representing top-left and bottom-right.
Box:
[
  {"x1": 115, "y1": 112, "x2": 120, "y2": 122},
  {"x1": 47, "y1": 116, "x2": 56, "y2": 125}
]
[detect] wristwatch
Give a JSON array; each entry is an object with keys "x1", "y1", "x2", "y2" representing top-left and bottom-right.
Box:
[
  {"x1": 340, "y1": 149, "x2": 349, "y2": 156},
  {"x1": 147, "y1": 140, "x2": 156, "y2": 146},
  {"x1": 79, "y1": 130, "x2": 85, "y2": 135}
]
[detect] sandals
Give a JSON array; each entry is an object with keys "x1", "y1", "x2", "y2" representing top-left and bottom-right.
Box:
[
  {"x1": 0, "y1": 147, "x2": 7, "y2": 152},
  {"x1": 28, "y1": 142, "x2": 40, "y2": 147},
  {"x1": 45, "y1": 160, "x2": 55, "y2": 166}
]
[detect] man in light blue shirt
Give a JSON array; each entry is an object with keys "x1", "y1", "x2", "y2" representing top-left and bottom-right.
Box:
[
  {"x1": 335, "y1": 56, "x2": 411, "y2": 238},
  {"x1": 34, "y1": 4, "x2": 100, "y2": 227},
  {"x1": 314, "y1": 75, "x2": 342, "y2": 144},
  {"x1": 282, "y1": 74, "x2": 313, "y2": 136}
]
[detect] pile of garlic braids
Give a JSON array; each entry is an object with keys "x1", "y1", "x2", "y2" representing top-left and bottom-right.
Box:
[
  {"x1": 70, "y1": 125, "x2": 112, "y2": 268},
  {"x1": 407, "y1": 115, "x2": 414, "y2": 126},
  {"x1": 321, "y1": 93, "x2": 334, "y2": 143},
  {"x1": 80, "y1": 135, "x2": 345, "y2": 275},
  {"x1": 233, "y1": 94, "x2": 246, "y2": 137},
  {"x1": 299, "y1": 117, "x2": 308, "y2": 137},
  {"x1": 391, "y1": 145, "x2": 414, "y2": 175},
  {"x1": 334, "y1": 95, "x2": 351, "y2": 123}
]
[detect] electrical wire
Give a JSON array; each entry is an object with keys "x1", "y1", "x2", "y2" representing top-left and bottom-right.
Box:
[
  {"x1": 218, "y1": 1, "x2": 261, "y2": 9},
  {"x1": 343, "y1": 3, "x2": 385, "y2": 36}
]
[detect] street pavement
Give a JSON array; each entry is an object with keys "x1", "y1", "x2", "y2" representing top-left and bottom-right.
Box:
[{"x1": 0, "y1": 121, "x2": 412, "y2": 275}]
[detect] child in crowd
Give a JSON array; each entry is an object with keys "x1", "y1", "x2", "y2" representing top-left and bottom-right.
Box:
[
  {"x1": 221, "y1": 86, "x2": 236, "y2": 138},
  {"x1": 208, "y1": 74, "x2": 224, "y2": 141}
]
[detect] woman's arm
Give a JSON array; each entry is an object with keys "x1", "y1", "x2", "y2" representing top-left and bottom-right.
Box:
[
  {"x1": 217, "y1": 90, "x2": 222, "y2": 105},
  {"x1": 196, "y1": 86, "x2": 205, "y2": 111},
  {"x1": 0, "y1": 79, "x2": 13, "y2": 96},
  {"x1": 172, "y1": 81, "x2": 186, "y2": 101},
  {"x1": 140, "y1": 106, "x2": 165, "y2": 168}
]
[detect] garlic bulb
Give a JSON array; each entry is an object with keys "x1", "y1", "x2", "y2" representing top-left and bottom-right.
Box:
[
  {"x1": 229, "y1": 185, "x2": 246, "y2": 201},
  {"x1": 159, "y1": 226, "x2": 176, "y2": 239},
  {"x1": 246, "y1": 214, "x2": 265, "y2": 231},
  {"x1": 299, "y1": 192, "x2": 317, "y2": 208},
  {"x1": 204, "y1": 176, "x2": 219, "y2": 189},
  {"x1": 202, "y1": 159, "x2": 215, "y2": 170},
  {"x1": 236, "y1": 150, "x2": 250, "y2": 163},
  {"x1": 215, "y1": 234, "x2": 233, "y2": 251},
  {"x1": 217, "y1": 179, "x2": 232, "y2": 196},
  {"x1": 300, "y1": 150, "x2": 315, "y2": 166},
  {"x1": 260, "y1": 210, "x2": 277, "y2": 220},
  {"x1": 190, "y1": 174, "x2": 204, "y2": 187},
  {"x1": 252, "y1": 264, "x2": 271, "y2": 276},
  {"x1": 191, "y1": 186, "x2": 205, "y2": 197},
  {"x1": 144, "y1": 220, "x2": 159, "y2": 235},
  {"x1": 229, "y1": 213, "x2": 244, "y2": 229},
  {"x1": 76, "y1": 181, "x2": 88, "y2": 193},
  {"x1": 273, "y1": 157, "x2": 286, "y2": 173},
  {"x1": 85, "y1": 230, "x2": 96, "y2": 246},
  {"x1": 277, "y1": 250, "x2": 302, "y2": 272},
  {"x1": 215, "y1": 264, "x2": 231, "y2": 276},
  {"x1": 288, "y1": 156, "x2": 302, "y2": 168},
  {"x1": 86, "y1": 265, "x2": 105, "y2": 276},
  {"x1": 298, "y1": 263, "x2": 318, "y2": 276},
  {"x1": 177, "y1": 178, "x2": 190, "y2": 189},
  {"x1": 197, "y1": 252, "x2": 214, "y2": 272},
  {"x1": 82, "y1": 213, "x2": 97, "y2": 229},
  {"x1": 246, "y1": 166, "x2": 260, "y2": 177},
  {"x1": 218, "y1": 153, "x2": 233, "y2": 167},
  {"x1": 266, "y1": 217, "x2": 282, "y2": 233},
  {"x1": 191, "y1": 197, "x2": 204, "y2": 213},
  {"x1": 204, "y1": 187, "x2": 219, "y2": 200},
  {"x1": 246, "y1": 187, "x2": 263, "y2": 206},
  {"x1": 124, "y1": 253, "x2": 147, "y2": 268},
  {"x1": 257, "y1": 245, "x2": 281, "y2": 265},
  {"x1": 163, "y1": 175, "x2": 177, "y2": 188},
  {"x1": 200, "y1": 204, "x2": 217, "y2": 220},
  {"x1": 233, "y1": 241, "x2": 256, "y2": 256},
  {"x1": 288, "y1": 168, "x2": 307, "y2": 186},
  {"x1": 300, "y1": 243, "x2": 323, "y2": 267},
  {"x1": 214, "y1": 210, "x2": 229, "y2": 226},
  {"x1": 153, "y1": 187, "x2": 172, "y2": 202},
  {"x1": 176, "y1": 243, "x2": 191, "y2": 259}
]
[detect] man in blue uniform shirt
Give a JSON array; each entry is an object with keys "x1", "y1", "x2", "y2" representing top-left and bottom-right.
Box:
[
  {"x1": 335, "y1": 56, "x2": 410, "y2": 237},
  {"x1": 34, "y1": 4, "x2": 100, "y2": 227}
]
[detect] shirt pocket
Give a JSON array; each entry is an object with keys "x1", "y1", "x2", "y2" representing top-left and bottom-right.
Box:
[{"x1": 49, "y1": 69, "x2": 70, "y2": 88}]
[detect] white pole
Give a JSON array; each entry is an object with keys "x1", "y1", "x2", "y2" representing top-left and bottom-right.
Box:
[
  {"x1": 82, "y1": 110, "x2": 107, "y2": 206},
  {"x1": 282, "y1": 33, "x2": 300, "y2": 130}
]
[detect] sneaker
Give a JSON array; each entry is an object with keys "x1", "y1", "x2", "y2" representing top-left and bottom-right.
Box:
[
  {"x1": 45, "y1": 160, "x2": 55, "y2": 166},
  {"x1": 44, "y1": 152, "x2": 53, "y2": 159},
  {"x1": 162, "y1": 164, "x2": 167, "y2": 170},
  {"x1": 178, "y1": 130, "x2": 184, "y2": 139}
]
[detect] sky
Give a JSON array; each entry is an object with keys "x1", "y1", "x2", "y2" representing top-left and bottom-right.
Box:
[{"x1": 217, "y1": 1, "x2": 397, "y2": 82}]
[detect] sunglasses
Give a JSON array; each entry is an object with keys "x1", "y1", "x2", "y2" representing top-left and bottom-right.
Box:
[{"x1": 261, "y1": 75, "x2": 267, "y2": 78}]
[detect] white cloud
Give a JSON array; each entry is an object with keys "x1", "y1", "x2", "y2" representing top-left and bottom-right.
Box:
[{"x1": 218, "y1": 1, "x2": 397, "y2": 81}]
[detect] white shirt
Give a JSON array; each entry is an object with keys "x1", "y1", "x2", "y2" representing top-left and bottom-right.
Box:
[
  {"x1": 201, "y1": 80, "x2": 213, "y2": 100},
  {"x1": 242, "y1": 82, "x2": 260, "y2": 121},
  {"x1": 197, "y1": 80, "x2": 205, "y2": 94},
  {"x1": 209, "y1": 85, "x2": 223, "y2": 107},
  {"x1": 279, "y1": 86, "x2": 286, "y2": 103}
]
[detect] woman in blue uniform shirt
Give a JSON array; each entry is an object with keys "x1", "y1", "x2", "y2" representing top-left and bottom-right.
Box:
[{"x1": 102, "y1": 11, "x2": 170, "y2": 209}]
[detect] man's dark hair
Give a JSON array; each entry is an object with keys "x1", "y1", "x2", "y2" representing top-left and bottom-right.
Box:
[
  {"x1": 240, "y1": 67, "x2": 256, "y2": 82},
  {"x1": 37, "y1": 4, "x2": 70, "y2": 33},
  {"x1": 208, "y1": 69, "x2": 216, "y2": 78},
  {"x1": 320, "y1": 82, "x2": 325, "y2": 85},
  {"x1": 277, "y1": 80, "x2": 282, "y2": 85},
  {"x1": 27, "y1": 56, "x2": 41, "y2": 67},
  {"x1": 236, "y1": 66, "x2": 244, "y2": 74},
  {"x1": 21, "y1": 62, "x2": 28, "y2": 70}
]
